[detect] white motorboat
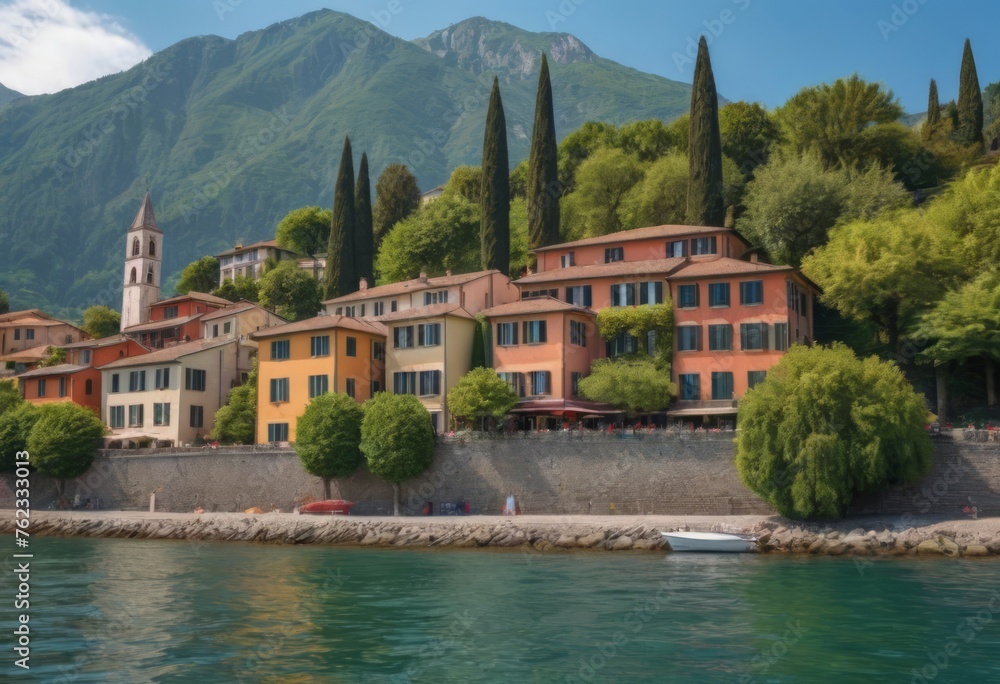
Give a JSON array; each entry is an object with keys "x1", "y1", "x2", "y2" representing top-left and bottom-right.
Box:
[{"x1": 661, "y1": 531, "x2": 757, "y2": 553}]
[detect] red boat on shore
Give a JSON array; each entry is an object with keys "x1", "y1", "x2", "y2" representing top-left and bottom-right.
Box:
[{"x1": 298, "y1": 500, "x2": 355, "y2": 515}]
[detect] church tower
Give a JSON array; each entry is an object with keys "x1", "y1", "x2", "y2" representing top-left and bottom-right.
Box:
[{"x1": 121, "y1": 192, "x2": 163, "y2": 330}]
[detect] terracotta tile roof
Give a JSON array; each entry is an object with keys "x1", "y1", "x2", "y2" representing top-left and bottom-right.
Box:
[
  {"x1": 324, "y1": 269, "x2": 502, "y2": 304},
  {"x1": 668, "y1": 258, "x2": 793, "y2": 279},
  {"x1": 480, "y1": 297, "x2": 595, "y2": 318},
  {"x1": 0, "y1": 309, "x2": 76, "y2": 328},
  {"x1": 374, "y1": 304, "x2": 475, "y2": 323},
  {"x1": 100, "y1": 337, "x2": 237, "y2": 370},
  {"x1": 250, "y1": 315, "x2": 387, "y2": 339},
  {"x1": 532, "y1": 225, "x2": 741, "y2": 253},
  {"x1": 214, "y1": 239, "x2": 292, "y2": 258},
  {"x1": 0, "y1": 345, "x2": 55, "y2": 363},
  {"x1": 516, "y1": 258, "x2": 686, "y2": 285},
  {"x1": 62, "y1": 334, "x2": 142, "y2": 350},
  {"x1": 199, "y1": 300, "x2": 284, "y2": 323},
  {"x1": 122, "y1": 314, "x2": 202, "y2": 333},
  {"x1": 17, "y1": 363, "x2": 89, "y2": 379},
  {"x1": 154, "y1": 291, "x2": 231, "y2": 308}
]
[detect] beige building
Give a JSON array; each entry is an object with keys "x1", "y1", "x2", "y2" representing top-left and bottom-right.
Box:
[
  {"x1": 201, "y1": 300, "x2": 287, "y2": 341},
  {"x1": 100, "y1": 337, "x2": 255, "y2": 446},
  {"x1": 0, "y1": 310, "x2": 88, "y2": 368},
  {"x1": 380, "y1": 304, "x2": 477, "y2": 432},
  {"x1": 216, "y1": 240, "x2": 298, "y2": 284}
]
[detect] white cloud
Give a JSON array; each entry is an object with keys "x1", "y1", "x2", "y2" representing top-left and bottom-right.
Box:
[{"x1": 0, "y1": 0, "x2": 151, "y2": 95}]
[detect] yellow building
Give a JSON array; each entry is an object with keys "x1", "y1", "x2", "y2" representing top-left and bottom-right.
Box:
[
  {"x1": 251, "y1": 315, "x2": 386, "y2": 444},
  {"x1": 381, "y1": 304, "x2": 477, "y2": 433}
]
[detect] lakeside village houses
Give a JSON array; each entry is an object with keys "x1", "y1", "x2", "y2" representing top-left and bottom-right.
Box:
[{"x1": 5, "y1": 193, "x2": 816, "y2": 446}]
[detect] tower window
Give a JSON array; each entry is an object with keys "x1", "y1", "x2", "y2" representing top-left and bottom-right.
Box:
[
  {"x1": 129, "y1": 267, "x2": 137, "y2": 284},
  {"x1": 132, "y1": 237, "x2": 140, "y2": 256},
  {"x1": 149, "y1": 238, "x2": 156, "y2": 257},
  {"x1": 146, "y1": 266, "x2": 154, "y2": 284}
]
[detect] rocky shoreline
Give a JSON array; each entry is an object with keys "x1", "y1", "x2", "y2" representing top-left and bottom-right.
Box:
[{"x1": 3, "y1": 511, "x2": 999, "y2": 556}]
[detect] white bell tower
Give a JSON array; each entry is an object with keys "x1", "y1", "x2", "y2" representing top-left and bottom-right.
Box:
[{"x1": 121, "y1": 192, "x2": 163, "y2": 330}]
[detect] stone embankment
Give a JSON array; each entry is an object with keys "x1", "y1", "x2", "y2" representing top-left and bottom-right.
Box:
[{"x1": 4, "y1": 511, "x2": 1000, "y2": 557}]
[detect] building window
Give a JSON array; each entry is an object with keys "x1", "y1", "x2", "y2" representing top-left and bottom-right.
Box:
[
  {"x1": 149, "y1": 238, "x2": 156, "y2": 256},
  {"x1": 677, "y1": 326, "x2": 701, "y2": 352},
  {"x1": 571, "y1": 372, "x2": 584, "y2": 397},
  {"x1": 346, "y1": 336, "x2": 357, "y2": 357},
  {"x1": 308, "y1": 374, "x2": 329, "y2": 399},
  {"x1": 607, "y1": 332, "x2": 638, "y2": 357},
  {"x1": 373, "y1": 341, "x2": 385, "y2": 361},
  {"x1": 748, "y1": 370, "x2": 767, "y2": 389},
  {"x1": 360, "y1": 304, "x2": 366, "y2": 317},
  {"x1": 81, "y1": 350, "x2": 91, "y2": 364},
  {"x1": 109, "y1": 406, "x2": 125, "y2": 429},
  {"x1": 37, "y1": 379, "x2": 46, "y2": 397},
  {"x1": 57, "y1": 377, "x2": 66, "y2": 398},
  {"x1": 223, "y1": 322, "x2": 231, "y2": 335},
  {"x1": 390, "y1": 300, "x2": 398, "y2": 313},
  {"x1": 270, "y1": 378, "x2": 289, "y2": 403},
  {"x1": 154, "y1": 368, "x2": 170, "y2": 389},
  {"x1": 610, "y1": 283, "x2": 636, "y2": 307},
  {"x1": 419, "y1": 370, "x2": 441, "y2": 396},
  {"x1": 308, "y1": 335, "x2": 329, "y2": 357},
  {"x1": 393, "y1": 371, "x2": 417, "y2": 395},
  {"x1": 146, "y1": 267, "x2": 154, "y2": 284},
  {"x1": 692, "y1": 237, "x2": 717, "y2": 255},
  {"x1": 153, "y1": 403, "x2": 171, "y2": 426},
  {"x1": 522, "y1": 289, "x2": 558, "y2": 300},
  {"x1": 638, "y1": 281, "x2": 663, "y2": 305},
  {"x1": 185, "y1": 368, "x2": 207, "y2": 391},
  {"x1": 267, "y1": 423, "x2": 289, "y2": 442},
  {"x1": 13, "y1": 329, "x2": 19, "y2": 341},
  {"x1": 371, "y1": 380, "x2": 381, "y2": 395},
  {"x1": 111, "y1": 374, "x2": 120, "y2": 393},
  {"x1": 345, "y1": 378, "x2": 356, "y2": 399},
  {"x1": 565, "y1": 285, "x2": 592, "y2": 307},
  {"x1": 774, "y1": 322, "x2": 789, "y2": 351},
  {"x1": 163, "y1": 306, "x2": 178, "y2": 319},
  {"x1": 498, "y1": 372, "x2": 525, "y2": 397},
  {"x1": 711, "y1": 372, "x2": 734, "y2": 400},
  {"x1": 740, "y1": 280, "x2": 764, "y2": 306},
  {"x1": 132, "y1": 237, "x2": 140, "y2": 256},
  {"x1": 85, "y1": 379, "x2": 93, "y2": 395},
  {"x1": 604, "y1": 247, "x2": 624, "y2": 263},
  {"x1": 26, "y1": 329, "x2": 34, "y2": 341},
  {"x1": 523, "y1": 320, "x2": 547, "y2": 344},
  {"x1": 570, "y1": 320, "x2": 588, "y2": 347},
  {"x1": 424, "y1": 290, "x2": 448, "y2": 305},
  {"x1": 212, "y1": 324, "x2": 219, "y2": 338},
  {"x1": 708, "y1": 283, "x2": 730, "y2": 308},
  {"x1": 666, "y1": 240, "x2": 688, "y2": 258},
  {"x1": 190, "y1": 405, "x2": 204, "y2": 428},
  {"x1": 271, "y1": 340, "x2": 290, "y2": 360},
  {"x1": 708, "y1": 324, "x2": 733, "y2": 351},
  {"x1": 373, "y1": 302, "x2": 384, "y2": 316},
  {"x1": 496, "y1": 322, "x2": 518, "y2": 346},
  {"x1": 129, "y1": 370, "x2": 146, "y2": 392},
  {"x1": 129, "y1": 268, "x2": 137, "y2": 284},
  {"x1": 128, "y1": 404, "x2": 144, "y2": 427},
  {"x1": 561, "y1": 252, "x2": 576, "y2": 268},
  {"x1": 677, "y1": 284, "x2": 699, "y2": 309},
  {"x1": 680, "y1": 374, "x2": 700, "y2": 400},
  {"x1": 529, "y1": 370, "x2": 551, "y2": 396},
  {"x1": 740, "y1": 323, "x2": 769, "y2": 351},
  {"x1": 393, "y1": 326, "x2": 414, "y2": 349},
  {"x1": 418, "y1": 324, "x2": 441, "y2": 347}
]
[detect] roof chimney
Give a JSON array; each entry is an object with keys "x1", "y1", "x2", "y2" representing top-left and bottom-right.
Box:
[
  {"x1": 446, "y1": 269, "x2": 452, "y2": 276},
  {"x1": 750, "y1": 252, "x2": 759, "y2": 263},
  {"x1": 419, "y1": 271, "x2": 429, "y2": 283},
  {"x1": 359, "y1": 277, "x2": 368, "y2": 291}
]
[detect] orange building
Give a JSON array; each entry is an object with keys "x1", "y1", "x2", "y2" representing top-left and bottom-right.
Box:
[
  {"x1": 123, "y1": 291, "x2": 230, "y2": 349},
  {"x1": 18, "y1": 335, "x2": 148, "y2": 413},
  {"x1": 251, "y1": 315, "x2": 387, "y2": 444}
]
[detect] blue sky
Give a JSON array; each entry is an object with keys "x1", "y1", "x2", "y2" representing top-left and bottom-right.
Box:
[{"x1": 2, "y1": 0, "x2": 998, "y2": 113}]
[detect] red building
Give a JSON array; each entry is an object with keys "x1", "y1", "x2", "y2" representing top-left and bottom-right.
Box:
[{"x1": 122, "y1": 292, "x2": 230, "y2": 349}]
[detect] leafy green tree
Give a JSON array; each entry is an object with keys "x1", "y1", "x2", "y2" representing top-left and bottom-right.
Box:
[
  {"x1": 917, "y1": 271, "x2": 1000, "y2": 410},
  {"x1": 176, "y1": 256, "x2": 220, "y2": 295},
  {"x1": 210, "y1": 360, "x2": 257, "y2": 445},
  {"x1": 508, "y1": 197, "x2": 531, "y2": 277},
  {"x1": 355, "y1": 152, "x2": 375, "y2": 287},
  {"x1": 28, "y1": 402, "x2": 106, "y2": 504},
  {"x1": 375, "y1": 192, "x2": 480, "y2": 283},
  {"x1": 509, "y1": 160, "x2": 528, "y2": 200},
  {"x1": 39, "y1": 346, "x2": 66, "y2": 368},
  {"x1": 295, "y1": 392, "x2": 364, "y2": 499},
  {"x1": 579, "y1": 359, "x2": 676, "y2": 418},
  {"x1": 446, "y1": 165, "x2": 481, "y2": 203},
  {"x1": 923, "y1": 79, "x2": 941, "y2": 140},
  {"x1": 736, "y1": 343, "x2": 932, "y2": 519},
  {"x1": 275, "y1": 206, "x2": 331, "y2": 258},
  {"x1": 373, "y1": 163, "x2": 421, "y2": 249},
  {"x1": 326, "y1": 135, "x2": 356, "y2": 299},
  {"x1": 802, "y1": 210, "x2": 965, "y2": 351},
  {"x1": 481, "y1": 76, "x2": 510, "y2": 275},
  {"x1": 212, "y1": 274, "x2": 259, "y2": 303},
  {"x1": 617, "y1": 119, "x2": 682, "y2": 162},
  {"x1": 561, "y1": 147, "x2": 644, "y2": 238},
  {"x1": 447, "y1": 367, "x2": 518, "y2": 428},
  {"x1": 0, "y1": 403, "x2": 39, "y2": 472},
  {"x1": 594, "y1": 303, "x2": 674, "y2": 366},
  {"x1": 557, "y1": 120, "x2": 618, "y2": 194},
  {"x1": 361, "y1": 393, "x2": 435, "y2": 516},
  {"x1": 0, "y1": 379, "x2": 21, "y2": 416},
  {"x1": 957, "y1": 38, "x2": 983, "y2": 148},
  {"x1": 925, "y1": 163, "x2": 1000, "y2": 271},
  {"x1": 527, "y1": 53, "x2": 560, "y2": 253},
  {"x1": 258, "y1": 260, "x2": 322, "y2": 322},
  {"x1": 719, "y1": 101, "x2": 779, "y2": 178},
  {"x1": 81, "y1": 305, "x2": 120, "y2": 339},
  {"x1": 0, "y1": 288, "x2": 9, "y2": 314},
  {"x1": 686, "y1": 36, "x2": 725, "y2": 227}
]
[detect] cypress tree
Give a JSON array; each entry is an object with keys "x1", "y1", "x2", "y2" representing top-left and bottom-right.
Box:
[
  {"x1": 926, "y1": 79, "x2": 940, "y2": 128},
  {"x1": 957, "y1": 38, "x2": 983, "y2": 147},
  {"x1": 527, "y1": 53, "x2": 560, "y2": 254},
  {"x1": 326, "y1": 136, "x2": 356, "y2": 299},
  {"x1": 355, "y1": 151, "x2": 374, "y2": 287},
  {"x1": 685, "y1": 36, "x2": 725, "y2": 227},
  {"x1": 480, "y1": 76, "x2": 510, "y2": 275}
]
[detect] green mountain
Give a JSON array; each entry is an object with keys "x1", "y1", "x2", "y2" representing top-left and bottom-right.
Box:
[
  {"x1": 0, "y1": 83, "x2": 22, "y2": 106},
  {"x1": 0, "y1": 10, "x2": 697, "y2": 318}
]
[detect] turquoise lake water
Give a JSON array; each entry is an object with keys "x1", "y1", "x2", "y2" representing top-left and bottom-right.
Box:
[{"x1": 8, "y1": 536, "x2": 1000, "y2": 682}]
